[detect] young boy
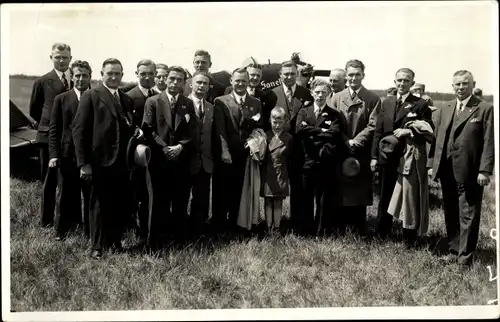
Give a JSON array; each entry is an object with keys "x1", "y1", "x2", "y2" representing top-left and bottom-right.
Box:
[{"x1": 260, "y1": 106, "x2": 293, "y2": 233}]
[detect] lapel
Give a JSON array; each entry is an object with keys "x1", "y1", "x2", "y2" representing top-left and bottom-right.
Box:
[
  {"x1": 202, "y1": 99, "x2": 213, "y2": 124},
  {"x1": 174, "y1": 95, "x2": 185, "y2": 131},
  {"x1": 69, "y1": 89, "x2": 79, "y2": 116},
  {"x1": 341, "y1": 87, "x2": 363, "y2": 108},
  {"x1": 453, "y1": 95, "x2": 481, "y2": 130},
  {"x1": 304, "y1": 106, "x2": 317, "y2": 126},
  {"x1": 394, "y1": 93, "x2": 417, "y2": 124},
  {"x1": 268, "y1": 131, "x2": 285, "y2": 152},
  {"x1": 275, "y1": 85, "x2": 290, "y2": 112},
  {"x1": 98, "y1": 85, "x2": 118, "y2": 119},
  {"x1": 159, "y1": 92, "x2": 173, "y2": 130},
  {"x1": 48, "y1": 70, "x2": 65, "y2": 93},
  {"x1": 227, "y1": 93, "x2": 242, "y2": 128}
]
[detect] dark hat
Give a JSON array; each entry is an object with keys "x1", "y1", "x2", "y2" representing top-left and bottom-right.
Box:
[
  {"x1": 126, "y1": 135, "x2": 151, "y2": 171},
  {"x1": 342, "y1": 157, "x2": 361, "y2": 178},
  {"x1": 378, "y1": 132, "x2": 400, "y2": 162}
]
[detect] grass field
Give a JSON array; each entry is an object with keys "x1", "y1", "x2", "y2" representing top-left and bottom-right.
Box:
[{"x1": 8, "y1": 76, "x2": 499, "y2": 311}]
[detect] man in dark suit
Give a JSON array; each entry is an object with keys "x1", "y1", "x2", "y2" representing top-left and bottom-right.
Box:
[
  {"x1": 183, "y1": 50, "x2": 225, "y2": 104},
  {"x1": 262, "y1": 60, "x2": 313, "y2": 234},
  {"x1": 142, "y1": 66, "x2": 195, "y2": 247},
  {"x1": 212, "y1": 68, "x2": 263, "y2": 233},
  {"x1": 187, "y1": 71, "x2": 214, "y2": 238},
  {"x1": 29, "y1": 43, "x2": 73, "y2": 227},
  {"x1": 125, "y1": 59, "x2": 157, "y2": 244},
  {"x1": 73, "y1": 58, "x2": 137, "y2": 259},
  {"x1": 224, "y1": 58, "x2": 266, "y2": 102},
  {"x1": 429, "y1": 70, "x2": 494, "y2": 266},
  {"x1": 371, "y1": 68, "x2": 432, "y2": 240},
  {"x1": 295, "y1": 79, "x2": 342, "y2": 236},
  {"x1": 330, "y1": 60, "x2": 381, "y2": 235},
  {"x1": 48, "y1": 60, "x2": 92, "y2": 240}
]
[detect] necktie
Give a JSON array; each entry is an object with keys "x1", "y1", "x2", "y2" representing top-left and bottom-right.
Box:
[
  {"x1": 148, "y1": 89, "x2": 154, "y2": 97},
  {"x1": 285, "y1": 87, "x2": 292, "y2": 104},
  {"x1": 62, "y1": 74, "x2": 69, "y2": 90},
  {"x1": 113, "y1": 91, "x2": 129, "y2": 126},
  {"x1": 170, "y1": 95, "x2": 177, "y2": 106},
  {"x1": 395, "y1": 97, "x2": 403, "y2": 114},
  {"x1": 456, "y1": 102, "x2": 463, "y2": 116},
  {"x1": 351, "y1": 90, "x2": 357, "y2": 100},
  {"x1": 199, "y1": 101, "x2": 204, "y2": 120},
  {"x1": 315, "y1": 108, "x2": 320, "y2": 120},
  {"x1": 248, "y1": 88, "x2": 255, "y2": 96}
]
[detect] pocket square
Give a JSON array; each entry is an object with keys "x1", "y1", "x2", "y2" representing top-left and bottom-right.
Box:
[
  {"x1": 404, "y1": 103, "x2": 414, "y2": 109},
  {"x1": 470, "y1": 118, "x2": 480, "y2": 123},
  {"x1": 185, "y1": 114, "x2": 190, "y2": 123},
  {"x1": 407, "y1": 112, "x2": 417, "y2": 117},
  {"x1": 325, "y1": 120, "x2": 332, "y2": 125}
]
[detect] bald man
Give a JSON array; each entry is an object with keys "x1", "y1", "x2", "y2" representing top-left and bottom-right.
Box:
[{"x1": 326, "y1": 69, "x2": 347, "y2": 107}]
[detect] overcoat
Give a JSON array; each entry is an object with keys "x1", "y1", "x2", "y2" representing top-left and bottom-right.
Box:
[
  {"x1": 330, "y1": 86, "x2": 381, "y2": 206},
  {"x1": 260, "y1": 130, "x2": 293, "y2": 198}
]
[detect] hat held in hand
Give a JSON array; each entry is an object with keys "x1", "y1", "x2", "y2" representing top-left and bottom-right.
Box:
[
  {"x1": 342, "y1": 157, "x2": 361, "y2": 178},
  {"x1": 126, "y1": 136, "x2": 151, "y2": 170},
  {"x1": 378, "y1": 132, "x2": 400, "y2": 162}
]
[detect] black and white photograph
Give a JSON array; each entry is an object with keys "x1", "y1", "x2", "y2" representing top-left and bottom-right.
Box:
[{"x1": 1, "y1": 1, "x2": 499, "y2": 320}]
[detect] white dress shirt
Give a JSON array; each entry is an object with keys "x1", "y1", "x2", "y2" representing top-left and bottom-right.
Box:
[
  {"x1": 397, "y1": 92, "x2": 411, "y2": 102},
  {"x1": 103, "y1": 83, "x2": 119, "y2": 98},
  {"x1": 74, "y1": 88, "x2": 83, "y2": 101},
  {"x1": 138, "y1": 84, "x2": 151, "y2": 97},
  {"x1": 314, "y1": 102, "x2": 326, "y2": 115},
  {"x1": 191, "y1": 94, "x2": 204, "y2": 116},
  {"x1": 54, "y1": 69, "x2": 71, "y2": 86},
  {"x1": 456, "y1": 95, "x2": 472, "y2": 113},
  {"x1": 166, "y1": 92, "x2": 180, "y2": 104},
  {"x1": 348, "y1": 86, "x2": 362, "y2": 98},
  {"x1": 283, "y1": 83, "x2": 297, "y2": 96},
  {"x1": 233, "y1": 92, "x2": 247, "y2": 105}
]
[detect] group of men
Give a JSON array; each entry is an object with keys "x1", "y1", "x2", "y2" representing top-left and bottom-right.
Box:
[{"x1": 29, "y1": 43, "x2": 494, "y2": 265}]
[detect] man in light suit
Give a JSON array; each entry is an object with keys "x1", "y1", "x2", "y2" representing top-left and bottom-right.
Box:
[
  {"x1": 183, "y1": 50, "x2": 225, "y2": 104},
  {"x1": 29, "y1": 43, "x2": 73, "y2": 227},
  {"x1": 73, "y1": 58, "x2": 137, "y2": 259},
  {"x1": 330, "y1": 59, "x2": 381, "y2": 235},
  {"x1": 142, "y1": 66, "x2": 195, "y2": 246},
  {"x1": 125, "y1": 59, "x2": 157, "y2": 243},
  {"x1": 429, "y1": 70, "x2": 494, "y2": 266},
  {"x1": 187, "y1": 71, "x2": 214, "y2": 238},
  {"x1": 212, "y1": 68, "x2": 263, "y2": 233},
  {"x1": 371, "y1": 68, "x2": 431, "y2": 240},
  {"x1": 48, "y1": 60, "x2": 92, "y2": 239},
  {"x1": 326, "y1": 68, "x2": 347, "y2": 107}
]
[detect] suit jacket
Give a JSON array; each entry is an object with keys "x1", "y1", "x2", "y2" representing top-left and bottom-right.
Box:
[
  {"x1": 72, "y1": 85, "x2": 135, "y2": 168},
  {"x1": 430, "y1": 95, "x2": 494, "y2": 184},
  {"x1": 295, "y1": 104, "x2": 342, "y2": 170},
  {"x1": 371, "y1": 93, "x2": 431, "y2": 164},
  {"x1": 183, "y1": 76, "x2": 226, "y2": 104},
  {"x1": 126, "y1": 86, "x2": 153, "y2": 127},
  {"x1": 189, "y1": 97, "x2": 214, "y2": 175},
  {"x1": 224, "y1": 86, "x2": 266, "y2": 102},
  {"x1": 262, "y1": 84, "x2": 313, "y2": 134},
  {"x1": 213, "y1": 92, "x2": 263, "y2": 161},
  {"x1": 142, "y1": 92, "x2": 194, "y2": 165},
  {"x1": 48, "y1": 89, "x2": 81, "y2": 161},
  {"x1": 29, "y1": 69, "x2": 73, "y2": 143},
  {"x1": 261, "y1": 130, "x2": 293, "y2": 197}
]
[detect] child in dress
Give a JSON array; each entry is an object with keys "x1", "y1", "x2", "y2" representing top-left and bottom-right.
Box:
[{"x1": 260, "y1": 106, "x2": 293, "y2": 233}]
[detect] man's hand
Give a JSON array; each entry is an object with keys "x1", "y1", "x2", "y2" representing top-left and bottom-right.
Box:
[
  {"x1": 477, "y1": 173, "x2": 491, "y2": 187},
  {"x1": 134, "y1": 127, "x2": 144, "y2": 139},
  {"x1": 393, "y1": 128, "x2": 412, "y2": 138},
  {"x1": 427, "y1": 168, "x2": 433, "y2": 177},
  {"x1": 370, "y1": 159, "x2": 378, "y2": 172},
  {"x1": 349, "y1": 139, "x2": 362, "y2": 147},
  {"x1": 251, "y1": 113, "x2": 261, "y2": 122},
  {"x1": 48, "y1": 158, "x2": 59, "y2": 168},
  {"x1": 166, "y1": 144, "x2": 183, "y2": 161},
  {"x1": 222, "y1": 150, "x2": 232, "y2": 164},
  {"x1": 80, "y1": 164, "x2": 92, "y2": 180}
]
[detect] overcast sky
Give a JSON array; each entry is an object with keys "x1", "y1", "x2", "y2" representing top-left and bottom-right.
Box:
[{"x1": 3, "y1": 1, "x2": 498, "y2": 94}]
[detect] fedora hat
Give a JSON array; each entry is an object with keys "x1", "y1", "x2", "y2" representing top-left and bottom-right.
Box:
[
  {"x1": 378, "y1": 132, "x2": 400, "y2": 162},
  {"x1": 342, "y1": 157, "x2": 361, "y2": 178},
  {"x1": 126, "y1": 136, "x2": 151, "y2": 170}
]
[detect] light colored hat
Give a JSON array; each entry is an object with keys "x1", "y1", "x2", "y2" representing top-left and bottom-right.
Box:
[
  {"x1": 241, "y1": 57, "x2": 261, "y2": 68},
  {"x1": 134, "y1": 144, "x2": 151, "y2": 167},
  {"x1": 411, "y1": 83, "x2": 425, "y2": 90}
]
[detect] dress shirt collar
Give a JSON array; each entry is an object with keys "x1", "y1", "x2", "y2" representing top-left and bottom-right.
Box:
[
  {"x1": 54, "y1": 69, "x2": 71, "y2": 83},
  {"x1": 314, "y1": 102, "x2": 326, "y2": 113},
  {"x1": 283, "y1": 83, "x2": 297, "y2": 95},
  {"x1": 166, "y1": 92, "x2": 180, "y2": 103},
  {"x1": 233, "y1": 91, "x2": 247, "y2": 104},
  {"x1": 397, "y1": 91, "x2": 410, "y2": 102},
  {"x1": 457, "y1": 95, "x2": 473, "y2": 109},
  {"x1": 103, "y1": 83, "x2": 118, "y2": 97},
  {"x1": 73, "y1": 87, "x2": 85, "y2": 101},
  {"x1": 348, "y1": 86, "x2": 362, "y2": 98},
  {"x1": 138, "y1": 84, "x2": 151, "y2": 97}
]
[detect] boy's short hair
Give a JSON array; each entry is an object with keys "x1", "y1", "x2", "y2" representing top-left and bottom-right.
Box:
[{"x1": 271, "y1": 106, "x2": 286, "y2": 118}]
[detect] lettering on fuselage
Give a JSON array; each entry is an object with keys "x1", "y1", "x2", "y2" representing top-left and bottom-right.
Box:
[{"x1": 261, "y1": 79, "x2": 282, "y2": 90}]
